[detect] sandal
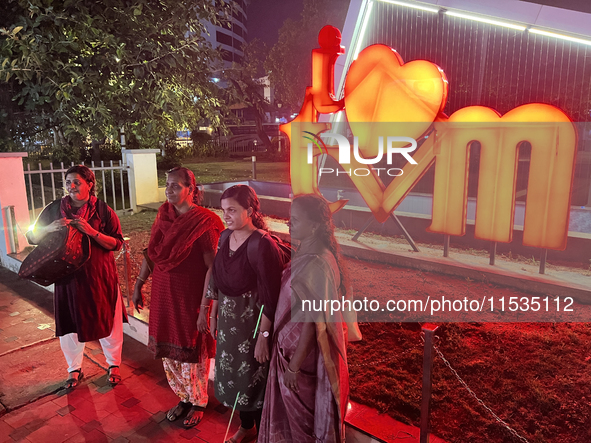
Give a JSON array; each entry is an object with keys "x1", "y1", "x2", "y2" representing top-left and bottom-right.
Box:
[
  {"x1": 108, "y1": 365, "x2": 121, "y2": 385},
  {"x1": 166, "y1": 401, "x2": 191, "y2": 422},
  {"x1": 183, "y1": 405, "x2": 204, "y2": 428},
  {"x1": 64, "y1": 369, "x2": 83, "y2": 389},
  {"x1": 225, "y1": 426, "x2": 257, "y2": 443}
]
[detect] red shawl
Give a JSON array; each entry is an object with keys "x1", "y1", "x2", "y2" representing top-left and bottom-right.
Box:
[
  {"x1": 148, "y1": 202, "x2": 224, "y2": 272},
  {"x1": 60, "y1": 195, "x2": 98, "y2": 221}
]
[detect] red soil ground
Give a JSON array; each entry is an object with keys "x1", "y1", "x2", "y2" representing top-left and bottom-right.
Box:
[{"x1": 346, "y1": 258, "x2": 591, "y2": 443}]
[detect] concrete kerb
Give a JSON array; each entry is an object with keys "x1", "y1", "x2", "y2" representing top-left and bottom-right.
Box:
[
  {"x1": 270, "y1": 226, "x2": 591, "y2": 305},
  {"x1": 142, "y1": 194, "x2": 591, "y2": 304}
]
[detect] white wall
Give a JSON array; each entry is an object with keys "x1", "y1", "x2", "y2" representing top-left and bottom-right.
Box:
[
  {"x1": 0, "y1": 153, "x2": 31, "y2": 260},
  {"x1": 123, "y1": 149, "x2": 160, "y2": 212}
]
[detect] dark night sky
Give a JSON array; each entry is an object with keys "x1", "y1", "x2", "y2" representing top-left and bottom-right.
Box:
[
  {"x1": 246, "y1": 0, "x2": 305, "y2": 46},
  {"x1": 521, "y1": 0, "x2": 591, "y2": 14},
  {"x1": 242, "y1": 0, "x2": 591, "y2": 126},
  {"x1": 246, "y1": 1, "x2": 591, "y2": 49}
]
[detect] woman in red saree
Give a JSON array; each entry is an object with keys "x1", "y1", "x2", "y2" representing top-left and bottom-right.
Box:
[
  {"x1": 133, "y1": 167, "x2": 224, "y2": 428},
  {"x1": 259, "y1": 194, "x2": 349, "y2": 443}
]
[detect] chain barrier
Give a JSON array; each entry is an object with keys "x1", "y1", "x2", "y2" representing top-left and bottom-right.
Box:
[
  {"x1": 114, "y1": 239, "x2": 142, "y2": 308},
  {"x1": 127, "y1": 247, "x2": 142, "y2": 269},
  {"x1": 115, "y1": 248, "x2": 125, "y2": 261},
  {"x1": 115, "y1": 241, "x2": 141, "y2": 269},
  {"x1": 426, "y1": 335, "x2": 530, "y2": 443}
]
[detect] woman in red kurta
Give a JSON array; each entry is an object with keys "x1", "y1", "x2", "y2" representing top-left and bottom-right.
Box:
[
  {"x1": 27, "y1": 165, "x2": 126, "y2": 389},
  {"x1": 133, "y1": 167, "x2": 224, "y2": 429}
]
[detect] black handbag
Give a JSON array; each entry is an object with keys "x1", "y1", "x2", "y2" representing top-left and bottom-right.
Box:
[{"x1": 19, "y1": 225, "x2": 91, "y2": 286}]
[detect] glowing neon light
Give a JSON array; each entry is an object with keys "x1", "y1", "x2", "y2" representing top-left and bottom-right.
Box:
[
  {"x1": 529, "y1": 28, "x2": 591, "y2": 46},
  {"x1": 353, "y1": 1, "x2": 374, "y2": 60},
  {"x1": 282, "y1": 26, "x2": 577, "y2": 250},
  {"x1": 379, "y1": 0, "x2": 438, "y2": 13},
  {"x1": 445, "y1": 11, "x2": 526, "y2": 31}
]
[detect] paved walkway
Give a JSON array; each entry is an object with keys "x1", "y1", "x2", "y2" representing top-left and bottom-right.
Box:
[
  {"x1": 0, "y1": 267, "x2": 446, "y2": 443},
  {"x1": 0, "y1": 267, "x2": 240, "y2": 443}
]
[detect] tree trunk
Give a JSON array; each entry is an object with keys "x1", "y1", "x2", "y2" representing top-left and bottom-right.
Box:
[
  {"x1": 91, "y1": 139, "x2": 101, "y2": 163},
  {"x1": 57, "y1": 129, "x2": 67, "y2": 145},
  {"x1": 254, "y1": 110, "x2": 273, "y2": 153}
]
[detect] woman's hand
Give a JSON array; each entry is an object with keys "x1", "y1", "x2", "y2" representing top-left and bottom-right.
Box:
[
  {"x1": 209, "y1": 316, "x2": 217, "y2": 339},
  {"x1": 197, "y1": 309, "x2": 209, "y2": 334},
  {"x1": 254, "y1": 334, "x2": 270, "y2": 364},
  {"x1": 283, "y1": 365, "x2": 299, "y2": 393},
  {"x1": 29, "y1": 218, "x2": 68, "y2": 243},
  {"x1": 69, "y1": 218, "x2": 97, "y2": 236},
  {"x1": 48, "y1": 218, "x2": 69, "y2": 232},
  {"x1": 132, "y1": 283, "x2": 144, "y2": 314}
]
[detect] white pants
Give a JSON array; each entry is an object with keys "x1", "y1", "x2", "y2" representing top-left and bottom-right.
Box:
[{"x1": 59, "y1": 294, "x2": 124, "y2": 373}]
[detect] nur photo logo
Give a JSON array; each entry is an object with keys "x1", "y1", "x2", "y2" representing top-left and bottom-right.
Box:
[{"x1": 305, "y1": 130, "x2": 418, "y2": 177}]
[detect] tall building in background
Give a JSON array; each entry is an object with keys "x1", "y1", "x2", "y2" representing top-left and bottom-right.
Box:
[{"x1": 202, "y1": 0, "x2": 248, "y2": 66}]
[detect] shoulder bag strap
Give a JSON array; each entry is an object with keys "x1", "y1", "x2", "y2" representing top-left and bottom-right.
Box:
[{"x1": 247, "y1": 229, "x2": 266, "y2": 272}]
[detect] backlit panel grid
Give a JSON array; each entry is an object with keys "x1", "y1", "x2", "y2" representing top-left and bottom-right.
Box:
[{"x1": 356, "y1": 1, "x2": 591, "y2": 205}]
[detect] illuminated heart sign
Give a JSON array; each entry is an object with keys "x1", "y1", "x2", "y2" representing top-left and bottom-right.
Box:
[
  {"x1": 282, "y1": 26, "x2": 577, "y2": 250},
  {"x1": 344, "y1": 44, "x2": 448, "y2": 157}
]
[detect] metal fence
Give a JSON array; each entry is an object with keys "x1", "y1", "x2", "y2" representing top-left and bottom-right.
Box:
[
  {"x1": 215, "y1": 134, "x2": 289, "y2": 155},
  {"x1": 24, "y1": 160, "x2": 132, "y2": 223}
]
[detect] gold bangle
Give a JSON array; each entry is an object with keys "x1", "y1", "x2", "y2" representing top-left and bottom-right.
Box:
[
  {"x1": 286, "y1": 366, "x2": 300, "y2": 375},
  {"x1": 200, "y1": 304, "x2": 210, "y2": 307},
  {"x1": 137, "y1": 276, "x2": 146, "y2": 283}
]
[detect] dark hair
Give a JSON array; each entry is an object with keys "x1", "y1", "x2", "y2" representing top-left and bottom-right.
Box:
[
  {"x1": 292, "y1": 194, "x2": 349, "y2": 297},
  {"x1": 65, "y1": 165, "x2": 96, "y2": 196},
  {"x1": 166, "y1": 167, "x2": 203, "y2": 205},
  {"x1": 220, "y1": 185, "x2": 267, "y2": 230}
]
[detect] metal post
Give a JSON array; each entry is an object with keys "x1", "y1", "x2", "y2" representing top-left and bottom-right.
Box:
[
  {"x1": 390, "y1": 214, "x2": 420, "y2": 252},
  {"x1": 539, "y1": 249, "x2": 547, "y2": 274},
  {"x1": 4, "y1": 206, "x2": 16, "y2": 254},
  {"x1": 27, "y1": 163, "x2": 35, "y2": 223},
  {"x1": 120, "y1": 126, "x2": 126, "y2": 157},
  {"x1": 119, "y1": 160, "x2": 126, "y2": 211},
  {"x1": 110, "y1": 160, "x2": 116, "y2": 210},
  {"x1": 49, "y1": 163, "x2": 56, "y2": 201},
  {"x1": 352, "y1": 215, "x2": 373, "y2": 241},
  {"x1": 101, "y1": 161, "x2": 107, "y2": 203},
  {"x1": 122, "y1": 237, "x2": 132, "y2": 307},
  {"x1": 443, "y1": 235, "x2": 450, "y2": 257},
  {"x1": 489, "y1": 241, "x2": 497, "y2": 265},
  {"x1": 252, "y1": 155, "x2": 257, "y2": 180},
  {"x1": 8, "y1": 206, "x2": 19, "y2": 253},
  {"x1": 38, "y1": 162, "x2": 46, "y2": 208},
  {"x1": 420, "y1": 323, "x2": 439, "y2": 443}
]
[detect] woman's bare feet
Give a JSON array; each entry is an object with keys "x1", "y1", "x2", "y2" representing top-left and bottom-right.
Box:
[
  {"x1": 225, "y1": 425, "x2": 257, "y2": 443},
  {"x1": 107, "y1": 365, "x2": 121, "y2": 385},
  {"x1": 166, "y1": 401, "x2": 190, "y2": 422},
  {"x1": 64, "y1": 369, "x2": 83, "y2": 389},
  {"x1": 183, "y1": 405, "x2": 204, "y2": 428}
]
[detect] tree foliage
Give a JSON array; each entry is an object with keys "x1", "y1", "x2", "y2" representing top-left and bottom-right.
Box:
[
  {"x1": 223, "y1": 38, "x2": 274, "y2": 151},
  {"x1": 0, "y1": 0, "x2": 229, "y2": 151},
  {"x1": 265, "y1": 0, "x2": 349, "y2": 113}
]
